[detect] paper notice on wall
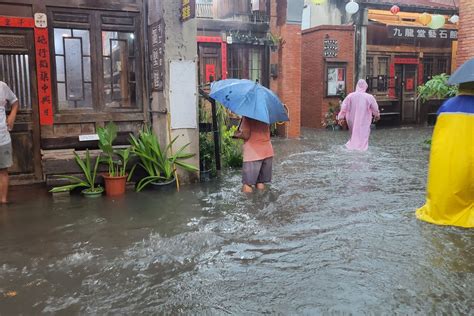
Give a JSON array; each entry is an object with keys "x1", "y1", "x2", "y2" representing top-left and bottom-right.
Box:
[
  {"x1": 327, "y1": 68, "x2": 338, "y2": 95},
  {"x1": 169, "y1": 60, "x2": 197, "y2": 129}
]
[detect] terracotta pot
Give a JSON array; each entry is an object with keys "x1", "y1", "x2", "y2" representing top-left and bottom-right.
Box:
[{"x1": 102, "y1": 174, "x2": 127, "y2": 197}]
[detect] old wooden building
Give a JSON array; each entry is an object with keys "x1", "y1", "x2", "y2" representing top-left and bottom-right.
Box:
[
  {"x1": 195, "y1": 0, "x2": 271, "y2": 87},
  {"x1": 0, "y1": 0, "x2": 148, "y2": 184},
  {"x1": 301, "y1": 0, "x2": 459, "y2": 128}
]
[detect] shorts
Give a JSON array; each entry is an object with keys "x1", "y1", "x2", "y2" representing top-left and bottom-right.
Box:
[
  {"x1": 242, "y1": 157, "x2": 273, "y2": 185},
  {"x1": 0, "y1": 142, "x2": 13, "y2": 169}
]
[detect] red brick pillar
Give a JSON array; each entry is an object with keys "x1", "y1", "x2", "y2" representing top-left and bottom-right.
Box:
[
  {"x1": 457, "y1": 0, "x2": 474, "y2": 66},
  {"x1": 269, "y1": 0, "x2": 301, "y2": 138}
]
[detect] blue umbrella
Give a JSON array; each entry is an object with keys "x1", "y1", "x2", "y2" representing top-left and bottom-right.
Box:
[
  {"x1": 210, "y1": 79, "x2": 289, "y2": 124},
  {"x1": 448, "y1": 58, "x2": 474, "y2": 85}
]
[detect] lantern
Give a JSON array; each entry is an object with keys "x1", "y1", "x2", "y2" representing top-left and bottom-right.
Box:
[
  {"x1": 428, "y1": 14, "x2": 446, "y2": 30},
  {"x1": 419, "y1": 13, "x2": 432, "y2": 26},
  {"x1": 390, "y1": 5, "x2": 400, "y2": 15},
  {"x1": 345, "y1": 0, "x2": 359, "y2": 14},
  {"x1": 449, "y1": 14, "x2": 459, "y2": 24}
]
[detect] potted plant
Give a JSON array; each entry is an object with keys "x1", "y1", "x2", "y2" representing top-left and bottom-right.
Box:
[
  {"x1": 199, "y1": 133, "x2": 215, "y2": 181},
  {"x1": 417, "y1": 73, "x2": 458, "y2": 126},
  {"x1": 268, "y1": 32, "x2": 283, "y2": 52},
  {"x1": 49, "y1": 150, "x2": 104, "y2": 197},
  {"x1": 417, "y1": 74, "x2": 458, "y2": 102},
  {"x1": 322, "y1": 101, "x2": 342, "y2": 130},
  {"x1": 98, "y1": 122, "x2": 133, "y2": 197},
  {"x1": 129, "y1": 126, "x2": 199, "y2": 192}
]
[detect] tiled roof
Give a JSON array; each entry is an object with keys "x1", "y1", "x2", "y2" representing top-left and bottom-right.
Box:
[{"x1": 360, "y1": 0, "x2": 459, "y2": 10}]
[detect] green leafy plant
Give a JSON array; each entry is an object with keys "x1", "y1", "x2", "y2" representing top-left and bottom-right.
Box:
[
  {"x1": 49, "y1": 150, "x2": 103, "y2": 194},
  {"x1": 129, "y1": 126, "x2": 198, "y2": 192},
  {"x1": 199, "y1": 132, "x2": 214, "y2": 171},
  {"x1": 222, "y1": 125, "x2": 243, "y2": 168},
  {"x1": 417, "y1": 74, "x2": 458, "y2": 103},
  {"x1": 268, "y1": 32, "x2": 284, "y2": 50},
  {"x1": 97, "y1": 122, "x2": 133, "y2": 177},
  {"x1": 322, "y1": 101, "x2": 341, "y2": 129}
]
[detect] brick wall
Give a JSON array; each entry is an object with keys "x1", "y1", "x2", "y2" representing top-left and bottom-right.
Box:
[
  {"x1": 270, "y1": 0, "x2": 301, "y2": 138},
  {"x1": 457, "y1": 0, "x2": 474, "y2": 66},
  {"x1": 301, "y1": 25, "x2": 355, "y2": 128}
]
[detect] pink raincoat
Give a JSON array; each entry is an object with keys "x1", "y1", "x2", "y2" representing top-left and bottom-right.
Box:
[{"x1": 337, "y1": 80, "x2": 380, "y2": 151}]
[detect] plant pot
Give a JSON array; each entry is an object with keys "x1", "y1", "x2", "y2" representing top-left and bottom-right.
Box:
[
  {"x1": 102, "y1": 174, "x2": 128, "y2": 197},
  {"x1": 149, "y1": 177, "x2": 177, "y2": 191},
  {"x1": 82, "y1": 187, "x2": 104, "y2": 198}
]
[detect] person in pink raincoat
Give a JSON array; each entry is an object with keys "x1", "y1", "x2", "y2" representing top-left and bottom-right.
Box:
[{"x1": 337, "y1": 79, "x2": 380, "y2": 151}]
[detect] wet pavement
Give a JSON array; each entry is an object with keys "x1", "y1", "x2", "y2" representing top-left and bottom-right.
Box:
[{"x1": 1, "y1": 127, "x2": 473, "y2": 314}]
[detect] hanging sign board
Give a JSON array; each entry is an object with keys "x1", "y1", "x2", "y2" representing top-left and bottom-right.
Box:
[
  {"x1": 388, "y1": 26, "x2": 458, "y2": 40},
  {"x1": 150, "y1": 19, "x2": 165, "y2": 91},
  {"x1": 180, "y1": 0, "x2": 196, "y2": 22}
]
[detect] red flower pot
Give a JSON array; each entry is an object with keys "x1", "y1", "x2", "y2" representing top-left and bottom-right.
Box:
[{"x1": 102, "y1": 174, "x2": 127, "y2": 197}]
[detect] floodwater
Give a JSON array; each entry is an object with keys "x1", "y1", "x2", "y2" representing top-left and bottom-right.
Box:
[{"x1": 1, "y1": 127, "x2": 473, "y2": 314}]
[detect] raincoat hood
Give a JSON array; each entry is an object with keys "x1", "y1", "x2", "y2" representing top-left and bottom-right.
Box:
[{"x1": 356, "y1": 79, "x2": 368, "y2": 93}]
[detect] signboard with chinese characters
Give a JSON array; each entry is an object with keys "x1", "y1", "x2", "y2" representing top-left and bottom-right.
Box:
[
  {"x1": 150, "y1": 19, "x2": 165, "y2": 91},
  {"x1": 0, "y1": 15, "x2": 53, "y2": 125},
  {"x1": 34, "y1": 27, "x2": 54, "y2": 125},
  {"x1": 205, "y1": 64, "x2": 216, "y2": 82},
  {"x1": 324, "y1": 39, "x2": 338, "y2": 58},
  {"x1": 34, "y1": 13, "x2": 47, "y2": 28},
  {"x1": 180, "y1": 0, "x2": 196, "y2": 22},
  {"x1": 388, "y1": 26, "x2": 458, "y2": 41}
]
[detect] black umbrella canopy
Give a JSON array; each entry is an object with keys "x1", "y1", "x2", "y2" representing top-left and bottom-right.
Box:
[{"x1": 448, "y1": 58, "x2": 474, "y2": 85}]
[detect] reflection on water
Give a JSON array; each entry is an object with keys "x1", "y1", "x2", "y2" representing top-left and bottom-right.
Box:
[{"x1": 0, "y1": 127, "x2": 472, "y2": 314}]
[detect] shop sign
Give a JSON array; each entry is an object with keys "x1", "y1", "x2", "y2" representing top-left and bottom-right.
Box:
[
  {"x1": 180, "y1": 0, "x2": 195, "y2": 22},
  {"x1": 388, "y1": 25, "x2": 457, "y2": 40},
  {"x1": 150, "y1": 19, "x2": 165, "y2": 91}
]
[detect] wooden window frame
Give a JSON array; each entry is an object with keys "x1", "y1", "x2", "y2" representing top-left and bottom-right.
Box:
[
  {"x1": 325, "y1": 62, "x2": 347, "y2": 98},
  {"x1": 48, "y1": 8, "x2": 143, "y2": 115}
]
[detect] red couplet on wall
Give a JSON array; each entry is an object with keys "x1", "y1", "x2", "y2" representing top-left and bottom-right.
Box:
[
  {"x1": 34, "y1": 28, "x2": 53, "y2": 125},
  {"x1": 206, "y1": 64, "x2": 216, "y2": 82},
  {"x1": 0, "y1": 16, "x2": 53, "y2": 125}
]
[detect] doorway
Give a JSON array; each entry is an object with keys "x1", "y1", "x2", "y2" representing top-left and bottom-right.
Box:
[
  {"x1": 198, "y1": 43, "x2": 222, "y2": 87},
  {"x1": 0, "y1": 28, "x2": 42, "y2": 183},
  {"x1": 395, "y1": 63, "x2": 419, "y2": 124}
]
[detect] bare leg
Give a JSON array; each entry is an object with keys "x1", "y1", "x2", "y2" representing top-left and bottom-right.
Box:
[
  {"x1": 242, "y1": 184, "x2": 253, "y2": 193},
  {"x1": 256, "y1": 183, "x2": 265, "y2": 190},
  {"x1": 0, "y1": 169, "x2": 9, "y2": 204}
]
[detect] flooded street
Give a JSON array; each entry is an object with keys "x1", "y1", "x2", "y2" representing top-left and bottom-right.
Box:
[{"x1": 1, "y1": 127, "x2": 473, "y2": 314}]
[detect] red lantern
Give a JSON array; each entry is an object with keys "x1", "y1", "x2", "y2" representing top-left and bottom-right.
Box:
[{"x1": 390, "y1": 5, "x2": 400, "y2": 15}]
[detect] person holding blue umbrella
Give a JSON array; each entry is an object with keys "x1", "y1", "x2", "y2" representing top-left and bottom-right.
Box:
[{"x1": 210, "y1": 79, "x2": 289, "y2": 193}]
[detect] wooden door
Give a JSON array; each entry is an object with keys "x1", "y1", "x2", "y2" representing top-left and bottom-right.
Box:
[
  {"x1": 198, "y1": 43, "x2": 222, "y2": 87},
  {"x1": 0, "y1": 28, "x2": 42, "y2": 183},
  {"x1": 400, "y1": 64, "x2": 418, "y2": 124}
]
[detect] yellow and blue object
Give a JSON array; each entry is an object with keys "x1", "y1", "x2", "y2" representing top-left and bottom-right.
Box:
[{"x1": 416, "y1": 95, "x2": 474, "y2": 228}]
